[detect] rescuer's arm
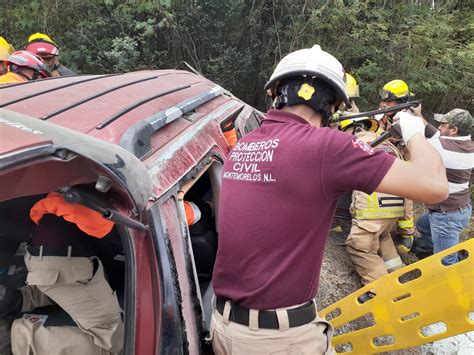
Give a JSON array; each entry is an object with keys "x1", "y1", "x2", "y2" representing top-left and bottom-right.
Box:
[{"x1": 375, "y1": 113, "x2": 448, "y2": 204}]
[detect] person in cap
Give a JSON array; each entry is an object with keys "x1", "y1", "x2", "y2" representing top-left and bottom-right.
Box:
[
  {"x1": 25, "y1": 32, "x2": 76, "y2": 77},
  {"x1": 210, "y1": 44, "x2": 448, "y2": 354},
  {"x1": 410, "y1": 109, "x2": 473, "y2": 264},
  {"x1": 0, "y1": 50, "x2": 50, "y2": 85},
  {"x1": 339, "y1": 117, "x2": 406, "y2": 290},
  {"x1": 0, "y1": 36, "x2": 15, "y2": 75}
]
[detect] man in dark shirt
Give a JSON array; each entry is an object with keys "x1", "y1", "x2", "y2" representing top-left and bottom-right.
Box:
[{"x1": 210, "y1": 45, "x2": 448, "y2": 354}]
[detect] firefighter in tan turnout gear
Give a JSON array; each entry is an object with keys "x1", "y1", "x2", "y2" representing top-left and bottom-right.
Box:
[
  {"x1": 340, "y1": 117, "x2": 406, "y2": 288},
  {"x1": 378, "y1": 79, "x2": 417, "y2": 253}
]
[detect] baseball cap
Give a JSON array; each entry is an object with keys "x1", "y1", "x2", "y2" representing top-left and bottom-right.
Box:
[{"x1": 434, "y1": 109, "x2": 473, "y2": 132}]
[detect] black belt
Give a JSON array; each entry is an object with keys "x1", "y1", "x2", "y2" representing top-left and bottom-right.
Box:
[
  {"x1": 216, "y1": 297, "x2": 316, "y2": 329},
  {"x1": 27, "y1": 245, "x2": 94, "y2": 258}
]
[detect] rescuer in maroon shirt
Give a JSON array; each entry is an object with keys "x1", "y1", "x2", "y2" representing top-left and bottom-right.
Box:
[{"x1": 210, "y1": 45, "x2": 448, "y2": 354}]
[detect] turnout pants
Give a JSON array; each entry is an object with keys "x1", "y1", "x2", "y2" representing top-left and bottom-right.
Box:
[
  {"x1": 209, "y1": 300, "x2": 334, "y2": 355},
  {"x1": 11, "y1": 251, "x2": 123, "y2": 354},
  {"x1": 345, "y1": 218, "x2": 404, "y2": 285},
  {"x1": 397, "y1": 199, "x2": 415, "y2": 236}
]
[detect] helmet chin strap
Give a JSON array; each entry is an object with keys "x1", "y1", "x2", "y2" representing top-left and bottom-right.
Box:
[
  {"x1": 49, "y1": 62, "x2": 59, "y2": 71},
  {"x1": 274, "y1": 84, "x2": 289, "y2": 110},
  {"x1": 319, "y1": 99, "x2": 334, "y2": 127},
  {"x1": 9, "y1": 65, "x2": 32, "y2": 81}
]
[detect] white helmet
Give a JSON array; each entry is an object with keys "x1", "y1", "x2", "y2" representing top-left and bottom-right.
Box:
[{"x1": 264, "y1": 45, "x2": 349, "y2": 106}]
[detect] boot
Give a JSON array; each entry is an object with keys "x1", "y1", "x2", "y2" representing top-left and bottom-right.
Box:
[
  {"x1": 396, "y1": 234, "x2": 414, "y2": 254},
  {"x1": 0, "y1": 284, "x2": 23, "y2": 318}
]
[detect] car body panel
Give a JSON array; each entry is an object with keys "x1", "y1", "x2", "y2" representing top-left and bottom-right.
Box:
[
  {"x1": 0, "y1": 70, "x2": 260, "y2": 354},
  {"x1": 0, "y1": 120, "x2": 52, "y2": 156},
  {"x1": 0, "y1": 108, "x2": 153, "y2": 213}
]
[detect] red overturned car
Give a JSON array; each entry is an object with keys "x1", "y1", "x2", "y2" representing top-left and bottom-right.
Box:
[{"x1": 0, "y1": 70, "x2": 263, "y2": 354}]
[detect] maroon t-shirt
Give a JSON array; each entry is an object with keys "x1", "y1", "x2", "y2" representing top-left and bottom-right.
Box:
[{"x1": 212, "y1": 110, "x2": 395, "y2": 309}]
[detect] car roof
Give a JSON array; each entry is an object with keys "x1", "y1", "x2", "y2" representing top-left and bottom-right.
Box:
[
  {"x1": 0, "y1": 70, "x2": 229, "y2": 143},
  {"x1": 0, "y1": 70, "x2": 246, "y2": 197},
  {"x1": 0, "y1": 108, "x2": 153, "y2": 211}
]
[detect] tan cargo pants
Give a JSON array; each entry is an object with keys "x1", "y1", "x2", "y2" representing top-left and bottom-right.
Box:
[
  {"x1": 11, "y1": 318, "x2": 110, "y2": 355},
  {"x1": 345, "y1": 218, "x2": 404, "y2": 285},
  {"x1": 11, "y1": 250, "x2": 123, "y2": 354},
  {"x1": 210, "y1": 300, "x2": 335, "y2": 355}
]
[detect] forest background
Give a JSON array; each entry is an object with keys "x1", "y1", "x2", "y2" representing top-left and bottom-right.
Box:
[{"x1": 1, "y1": 0, "x2": 473, "y2": 116}]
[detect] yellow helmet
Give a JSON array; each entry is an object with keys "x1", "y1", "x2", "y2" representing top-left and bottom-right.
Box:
[
  {"x1": 27, "y1": 32, "x2": 57, "y2": 46},
  {"x1": 345, "y1": 73, "x2": 359, "y2": 98},
  {"x1": 380, "y1": 79, "x2": 414, "y2": 102},
  {"x1": 0, "y1": 36, "x2": 15, "y2": 60}
]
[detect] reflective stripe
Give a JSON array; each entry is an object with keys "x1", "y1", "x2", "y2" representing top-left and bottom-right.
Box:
[
  {"x1": 367, "y1": 195, "x2": 373, "y2": 209},
  {"x1": 378, "y1": 196, "x2": 404, "y2": 207},
  {"x1": 353, "y1": 190, "x2": 406, "y2": 219},
  {"x1": 398, "y1": 218, "x2": 414, "y2": 229},
  {"x1": 353, "y1": 207, "x2": 405, "y2": 219},
  {"x1": 385, "y1": 256, "x2": 403, "y2": 270}
]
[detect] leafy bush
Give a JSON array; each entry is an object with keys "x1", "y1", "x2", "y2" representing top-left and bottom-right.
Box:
[{"x1": 1, "y1": 0, "x2": 472, "y2": 115}]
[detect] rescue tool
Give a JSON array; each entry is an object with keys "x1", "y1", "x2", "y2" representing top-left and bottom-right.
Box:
[
  {"x1": 334, "y1": 100, "x2": 421, "y2": 122},
  {"x1": 333, "y1": 100, "x2": 421, "y2": 148}
]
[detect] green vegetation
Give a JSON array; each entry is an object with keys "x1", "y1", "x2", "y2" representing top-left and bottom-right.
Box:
[{"x1": 1, "y1": 0, "x2": 473, "y2": 114}]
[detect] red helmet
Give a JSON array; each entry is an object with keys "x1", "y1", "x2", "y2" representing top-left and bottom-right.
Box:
[
  {"x1": 6, "y1": 50, "x2": 50, "y2": 79},
  {"x1": 25, "y1": 40, "x2": 59, "y2": 56}
]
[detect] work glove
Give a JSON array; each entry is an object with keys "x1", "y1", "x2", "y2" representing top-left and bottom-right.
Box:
[
  {"x1": 394, "y1": 111, "x2": 425, "y2": 144},
  {"x1": 395, "y1": 234, "x2": 414, "y2": 254},
  {"x1": 409, "y1": 104, "x2": 424, "y2": 119}
]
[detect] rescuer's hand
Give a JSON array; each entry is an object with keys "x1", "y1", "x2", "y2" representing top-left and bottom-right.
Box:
[
  {"x1": 394, "y1": 112, "x2": 425, "y2": 144},
  {"x1": 409, "y1": 104, "x2": 423, "y2": 119}
]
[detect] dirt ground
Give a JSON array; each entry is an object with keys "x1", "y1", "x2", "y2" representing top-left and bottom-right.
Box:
[{"x1": 317, "y1": 201, "x2": 473, "y2": 354}]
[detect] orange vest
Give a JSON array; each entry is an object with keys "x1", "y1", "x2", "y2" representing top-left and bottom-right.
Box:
[
  {"x1": 30, "y1": 192, "x2": 114, "y2": 238},
  {"x1": 183, "y1": 200, "x2": 201, "y2": 226},
  {"x1": 222, "y1": 122, "x2": 238, "y2": 148},
  {"x1": 0, "y1": 72, "x2": 27, "y2": 85}
]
